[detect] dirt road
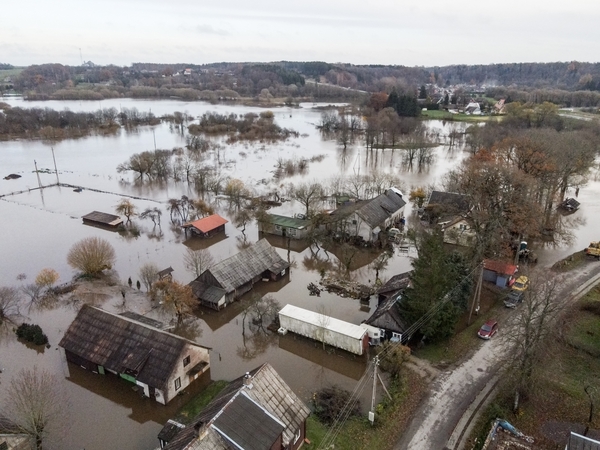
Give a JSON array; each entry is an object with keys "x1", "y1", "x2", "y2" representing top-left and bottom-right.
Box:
[{"x1": 395, "y1": 261, "x2": 600, "y2": 450}]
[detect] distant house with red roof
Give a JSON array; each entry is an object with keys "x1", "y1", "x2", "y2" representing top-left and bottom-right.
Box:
[
  {"x1": 183, "y1": 214, "x2": 228, "y2": 238},
  {"x1": 483, "y1": 259, "x2": 518, "y2": 288}
]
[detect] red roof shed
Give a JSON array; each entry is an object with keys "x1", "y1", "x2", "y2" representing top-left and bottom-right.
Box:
[{"x1": 183, "y1": 214, "x2": 228, "y2": 234}]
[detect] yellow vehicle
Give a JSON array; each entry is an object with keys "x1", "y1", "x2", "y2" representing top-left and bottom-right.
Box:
[
  {"x1": 511, "y1": 276, "x2": 529, "y2": 292},
  {"x1": 585, "y1": 242, "x2": 600, "y2": 259}
]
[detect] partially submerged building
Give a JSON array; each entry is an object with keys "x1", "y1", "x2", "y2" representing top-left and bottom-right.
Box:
[
  {"x1": 364, "y1": 296, "x2": 408, "y2": 342},
  {"x1": 59, "y1": 305, "x2": 210, "y2": 405},
  {"x1": 278, "y1": 304, "x2": 369, "y2": 355},
  {"x1": 257, "y1": 213, "x2": 311, "y2": 239},
  {"x1": 159, "y1": 363, "x2": 310, "y2": 450},
  {"x1": 189, "y1": 239, "x2": 289, "y2": 310},
  {"x1": 82, "y1": 211, "x2": 123, "y2": 228},
  {"x1": 183, "y1": 214, "x2": 228, "y2": 238}
]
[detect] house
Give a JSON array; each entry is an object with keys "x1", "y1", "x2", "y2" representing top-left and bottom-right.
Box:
[
  {"x1": 82, "y1": 211, "x2": 123, "y2": 228},
  {"x1": 464, "y1": 102, "x2": 481, "y2": 115},
  {"x1": 183, "y1": 214, "x2": 228, "y2": 238},
  {"x1": 59, "y1": 305, "x2": 210, "y2": 405},
  {"x1": 278, "y1": 304, "x2": 369, "y2": 355},
  {"x1": 377, "y1": 272, "x2": 411, "y2": 303},
  {"x1": 325, "y1": 188, "x2": 406, "y2": 242},
  {"x1": 158, "y1": 266, "x2": 174, "y2": 280},
  {"x1": 422, "y1": 190, "x2": 469, "y2": 223},
  {"x1": 189, "y1": 239, "x2": 289, "y2": 310},
  {"x1": 483, "y1": 259, "x2": 518, "y2": 288},
  {"x1": 493, "y1": 98, "x2": 506, "y2": 114},
  {"x1": 0, "y1": 414, "x2": 33, "y2": 450},
  {"x1": 158, "y1": 363, "x2": 310, "y2": 450},
  {"x1": 441, "y1": 216, "x2": 477, "y2": 247},
  {"x1": 257, "y1": 214, "x2": 311, "y2": 239},
  {"x1": 363, "y1": 296, "x2": 408, "y2": 342}
]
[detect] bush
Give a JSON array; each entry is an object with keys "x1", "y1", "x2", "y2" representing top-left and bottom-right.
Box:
[
  {"x1": 312, "y1": 386, "x2": 360, "y2": 425},
  {"x1": 16, "y1": 323, "x2": 48, "y2": 345}
]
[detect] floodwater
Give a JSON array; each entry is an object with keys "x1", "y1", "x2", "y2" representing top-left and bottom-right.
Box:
[{"x1": 0, "y1": 97, "x2": 598, "y2": 450}]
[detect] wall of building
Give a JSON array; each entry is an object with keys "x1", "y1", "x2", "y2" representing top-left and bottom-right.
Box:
[{"x1": 163, "y1": 345, "x2": 210, "y2": 404}]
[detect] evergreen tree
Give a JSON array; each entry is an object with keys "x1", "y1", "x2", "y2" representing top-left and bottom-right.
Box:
[
  {"x1": 400, "y1": 230, "x2": 472, "y2": 342},
  {"x1": 419, "y1": 85, "x2": 427, "y2": 99}
]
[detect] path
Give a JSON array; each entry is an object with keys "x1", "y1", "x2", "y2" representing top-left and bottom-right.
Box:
[{"x1": 396, "y1": 261, "x2": 600, "y2": 450}]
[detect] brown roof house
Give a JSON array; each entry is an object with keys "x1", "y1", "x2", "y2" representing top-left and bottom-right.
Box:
[
  {"x1": 183, "y1": 214, "x2": 228, "y2": 238},
  {"x1": 59, "y1": 305, "x2": 210, "y2": 405},
  {"x1": 422, "y1": 190, "x2": 469, "y2": 224},
  {"x1": 325, "y1": 188, "x2": 406, "y2": 242},
  {"x1": 189, "y1": 239, "x2": 289, "y2": 310},
  {"x1": 158, "y1": 363, "x2": 310, "y2": 450}
]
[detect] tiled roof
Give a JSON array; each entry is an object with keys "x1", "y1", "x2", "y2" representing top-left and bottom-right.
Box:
[
  {"x1": 198, "y1": 239, "x2": 289, "y2": 293},
  {"x1": 163, "y1": 364, "x2": 310, "y2": 450},
  {"x1": 426, "y1": 191, "x2": 469, "y2": 213},
  {"x1": 59, "y1": 305, "x2": 209, "y2": 390},
  {"x1": 189, "y1": 282, "x2": 226, "y2": 306},
  {"x1": 483, "y1": 259, "x2": 517, "y2": 276},
  {"x1": 183, "y1": 214, "x2": 228, "y2": 233},
  {"x1": 377, "y1": 272, "x2": 411, "y2": 295}
]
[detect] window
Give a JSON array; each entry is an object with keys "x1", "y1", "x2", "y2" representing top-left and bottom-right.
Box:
[
  {"x1": 174, "y1": 377, "x2": 181, "y2": 391},
  {"x1": 275, "y1": 225, "x2": 282, "y2": 231},
  {"x1": 294, "y1": 428, "x2": 301, "y2": 444},
  {"x1": 288, "y1": 228, "x2": 297, "y2": 236},
  {"x1": 183, "y1": 355, "x2": 191, "y2": 367}
]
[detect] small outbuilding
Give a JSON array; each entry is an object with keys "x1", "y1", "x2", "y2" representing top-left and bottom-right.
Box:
[
  {"x1": 59, "y1": 305, "x2": 211, "y2": 405},
  {"x1": 189, "y1": 239, "x2": 289, "y2": 310},
  {"x1": 364, "y1": 296, "x2": 408, "y2": 342},
  {"x1": 483, "y1": 259, "x2": 518, "y2": 288},
  {"x1": 182, "y1": 214, "x2": 228, "y2": 238},
  {"x1": 278, "y1": 304, "x2": 369, "y2": 355},
  {"x1": 257, "y1": 213, "x2": 311, "y2": 239},
  {"x1": 82, "y1": 211, "x2": 123, "y2": 228}
]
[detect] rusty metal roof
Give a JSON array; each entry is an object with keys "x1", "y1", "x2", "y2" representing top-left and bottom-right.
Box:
[
  {"x1": 183, "y1": 214, "x2": 228, "y2": 233},
  {"x1": 59, "y1": 305, "x2": 209, "y2": 390}
]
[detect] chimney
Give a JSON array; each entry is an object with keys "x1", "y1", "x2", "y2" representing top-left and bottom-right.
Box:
[{"x1": 243, "y1": 372, "x2": 251, "y2": 386}]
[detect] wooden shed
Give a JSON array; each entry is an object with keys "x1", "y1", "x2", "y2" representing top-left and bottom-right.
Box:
[
  {"x1": 59, "y1": 305, "x2": 210, "y2": 405},
  {"x1": 82, "y1": 211, "x2": 123, "y2": 228},
  {"x1": 483, "y1": 259, "x2": 518, "y2": 288},
  {"x1": 182, "y1": 214, "x2": 228, "y2": 238}
]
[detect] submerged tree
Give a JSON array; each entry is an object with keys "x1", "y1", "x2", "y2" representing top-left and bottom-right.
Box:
[
  {"x1": 115, "y1": 198, "x2": 137, "y2": 223},
  {"x1": 0, "y1": 286, "x2": 21, "y2": 326},
  {"x1": 183, "y1": 248, "x2": 215, "y2": 278},
  {"x1": 151, "y1": 279, "x2": 197, "y2": 325},
  {"x1": 139, "y1": 263, "x2": 160, "y2": 292}
]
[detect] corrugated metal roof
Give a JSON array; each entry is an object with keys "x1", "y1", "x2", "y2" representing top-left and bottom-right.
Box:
[
  {"x1": 279, "y1": 304, "x2": 367, "y2": 339},
  {"x1": 189, "y1": 282, "x2": 226, "y2": 305},
  {"x1": 202, "y1": 239, "x2": 289, "y2": 293},
  {"x1": 59, "y1": 305, "x2": 209, "y2": 390},
  {"x1": 264, "y1": 213, "x2": 309, "y2": 229},
  {"x1": 567, "y1": 432, "x2": 600, "y2": 450},
  {"x1": 162, "y1": 363, "x2": 310, "y2": 450},
  {"x1": 82, "y1": 211, "x2": 123, "y2": 226},
  {"x1": 183, "y1": 214, "x2": 228, "y2": 233},
  {"x1": 377, "y1": 272, "x2": 411, "y2": 295}
]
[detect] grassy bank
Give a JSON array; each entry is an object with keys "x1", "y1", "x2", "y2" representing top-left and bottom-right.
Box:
[
  {"x1": 173, "y1": 380, "x2": 229, "y2": 424},
  {"x1": 467, "y1": 285, "x2": 600, "y2": 449},
  {"x1": 305, "y1": 369, "x2": 428, "y2": 449}
]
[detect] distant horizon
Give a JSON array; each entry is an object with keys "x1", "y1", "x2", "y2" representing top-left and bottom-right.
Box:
[{"x1": 2, "y1": 0, "x2": 599, "y2": 68}]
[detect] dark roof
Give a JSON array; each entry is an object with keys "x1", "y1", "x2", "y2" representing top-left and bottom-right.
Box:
[
  {"x1": 119, "y1": 311, "x2": 169, "y2": 330},
  {"x1": 212, "y1": 393, "x2": 283, "y2": 450},
  {"x1": 158, "y1": 266, "x2": 174, "y2": 278},
  {"x1": 356, "y1": 189, "x2": 406, "y2": 228},
  {"x1": 189, "y1": 282, "x2": 227, "y2": 306},
  {"x1": 82, "y1": 211, "x2": 123, "y2": 226},
  {"x1": 59, "y1": 305, "x2": 209, "y2": 390},
  {"x1": 365, "y1": 296, "x2": 408, "y2": 334},
  {"x1": 0, "y1": 414, "x2": 19, "y2": 433},
  {"x1": 162, "y1": 363, "x2": 310, "y2": 450},
  {"x1": 323, "y1": 200, "x2": 368, "y2": 223},
  {"x1": 426, "y1": 191, "x2": 469, "y2": 214},
  {"x1": 199, "y1": 239, "x2": 289, "y2": 293},
  {"x1": 377, "y1": 272, "x2": 411, "y2": 296}
]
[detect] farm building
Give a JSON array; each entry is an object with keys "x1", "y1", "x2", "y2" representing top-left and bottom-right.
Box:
[
  {"x1": 364, "y1": 296, "x2": 408, "y2": 342},
  {"x1": 189, "y1": 239, "x2": 289, "y2": 310},
  {"x1": 82, "y1": 211, "x2": 123, "y2": 228},
  {"x1": 483, "y1": 259, "x2": 518, "y2": 288},
  {"x1": 182, "y1": 214, "x2": 228, "y2": 238},
  {"x1": 158, "y1": 363, "x2": 310, "y2": 450},
  {"x1": 323, "y1": 188, "x2": 406, "y2": 242},
  {"x1": 257, "y1": 213, "x2": 311, "y2": 239},
  {"x1": 278, "y1": 304, "x2": 369, "y2": 355},
  {"x1": 59, "y1": 305, "x2": 210, "y2": 405}
]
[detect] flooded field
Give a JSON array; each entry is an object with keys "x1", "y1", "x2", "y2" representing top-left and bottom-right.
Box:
[{"x1": 1, "y1": 97, "x2": 598, "y2": 449}]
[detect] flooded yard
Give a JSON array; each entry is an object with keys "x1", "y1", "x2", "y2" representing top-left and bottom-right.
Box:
[{"x1": 0, "y1": 97, "x2": 598, "y2": 449}]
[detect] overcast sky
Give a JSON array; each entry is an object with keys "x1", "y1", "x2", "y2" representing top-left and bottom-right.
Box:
[{"x1": 2, "y1": 0, "x2": 599, "y2": 67}]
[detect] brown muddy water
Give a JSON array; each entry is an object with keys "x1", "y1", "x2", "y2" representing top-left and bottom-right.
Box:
[{"x1": 0, "y1": 98, "x2": 598, "y2": 450}]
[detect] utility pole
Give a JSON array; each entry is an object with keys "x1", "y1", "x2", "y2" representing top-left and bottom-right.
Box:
[
  {"x1": 369, "y1": 356, "x2": 379, "y2": 425},
  {"x1": 468, "y1": 262, "x2": 483, "y2": 325},
  {"x1": 152, "y1": 128, "x2": 157, "y2": 151},
  {"x1": 51, "y1": 147, "x2": 60, "y2": 184},
  {"x1": 34, "y1": 160, "x2": 42, "y2": 188}
]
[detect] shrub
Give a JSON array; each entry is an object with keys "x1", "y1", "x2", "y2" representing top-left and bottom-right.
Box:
[
  {"x1": 312, "y1": 386, "x2": 360, "y2": 425},
  {"x1": 16, "y1": 323, "x2": 48, "y2": 345}
]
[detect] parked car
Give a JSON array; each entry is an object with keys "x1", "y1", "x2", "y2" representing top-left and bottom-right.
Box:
[
  {"x1": 511, "y1": 276, "x2": 529, "y2": 292},
  {"x1": 504, "y1": 290, "x2": 524, "y2": 308},
  {"x1": 478, "y1": 320, "x2": 498, "y2": 339}
]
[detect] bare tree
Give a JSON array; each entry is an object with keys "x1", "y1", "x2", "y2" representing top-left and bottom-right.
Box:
[
  {"x1": 115, "y1": 198, "x2": 137, "y2": 223},
  {"x1": 290, "y1": 181, "x2": 325, "y2": 217},
  {"x1": 140, "y1": 207, "x2": 162, "y2": 228},
  {"x1": 315, "y1": 304, "x2": 331, "y2": 350},
  {"x1": 5, "y1": 366, "x2": 68, "y2": 450},
  {"x1": 0, "y1": 286, "x2": 21, "y2": 326},
  {"x1": 67, "y1": 237, "x2": 116, "y2": 276},
  {"x1": 139, "y1": 263, "x2": 160, "y2": 292},
  {"x1": 183, "y1": 248, "x2": 215, "y2": 278},
  {"x1": 370, "y1": 251, "x2": 391, "y2": 282},
  {"x1": 502, "y1": 275, "x2": 563, "y2": 411}
]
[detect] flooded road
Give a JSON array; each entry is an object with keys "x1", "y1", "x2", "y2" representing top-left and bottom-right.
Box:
[{"x1": 0, "y1": 97, "x2": 598, "y2": 449}]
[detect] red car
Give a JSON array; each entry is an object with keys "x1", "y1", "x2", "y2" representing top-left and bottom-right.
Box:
[{"x1": 478, "y1": 320, "x2": 498, "y2": 340}]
